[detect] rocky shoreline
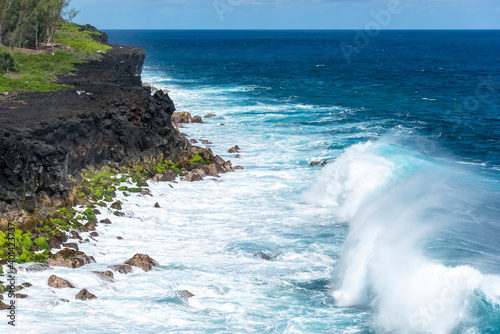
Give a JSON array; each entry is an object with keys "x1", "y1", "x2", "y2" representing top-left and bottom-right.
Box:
[{"x1": 0, "y1": 27, "x2": 240, "y2": 306}]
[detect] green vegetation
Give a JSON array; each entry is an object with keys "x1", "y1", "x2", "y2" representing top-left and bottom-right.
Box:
[
  {"x1": 0, "y1": 2, "x2": 112, "y2": 93},
  {"x1": 0, "y1": 155, "x2": 211, "y2": 267},
  {"x1": 0, "y1": 50, "x2": 18, "y2": 73}
]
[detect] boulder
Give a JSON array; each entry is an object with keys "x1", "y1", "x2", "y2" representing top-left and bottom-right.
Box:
[
  {"x1": 100, "y1": 218, "x2": 112, "y2": 224},
  {"x1": 63, "y1": 242, "x2": 79, "y2": 251},
  {"x1": 189, "y1": 139, "x2": 198, "y2": 144},
  {"x1": 47, "y1": 249, "x2": 96, "y2": 268},
  {"x1": 117, "y1": 236, "x2": 123, "y2": 240},
  {"x1": 124, "y1": 254, "x2": 159, "y2": 272},
  {"x1": 15, "y1": 294, "x2": 28, "y2": 299},
  {"x1": 214, "y1": 155, "x2": 225, "y2": 166},
  {"x1": 178, "y1": 290, "x2": 195, "y2": 298},
  {"x1": 228, "y1": 145, "x2": 241, "y2": 153},
  {"x1": 92, "y1": 271, "x2": 114, "y2": 280},
  {"x1": 90, "y1": 232, "x2": 99, "y2": 237},
  {"x1": 155, "y1": 170, "x2": 176, "y2": 182},
  {"x1": 256, "y1": 251, "x2": 271, "y2": 260},
  {"x1": 234, "y1": 165, "x2": 244, "y2": 170},
  {"x1": 48, "y1": 275, "x2": 75, "y2": 289},
  {"x1": 110, "y1": 202, "x2": 122, "y2": 210},
  {"x1": 184, "y1": 173, "x2": 202, "y2": 182},
  {"x1": 201, "y1": 140, "x2": 213, "y2": 145},
  {"x1": 154, "y1": 202, "x2": 160, "y2": 208},
  {"x1": 75, "y1": 289, "x2": 97, "y2": 300},
  {"x1": 205, "y1": 164, "x2": 219, "y2": 177},
  {"x1": 310, "y1": 161, "x2": 321, "y2": 166},
  {"x1": 48, "y1": 238, "x2": 62, "y2": 249},
  {"x1": 204, "y1": 113, "x2": 216, "y2": 118},
  {"x1": 108, "y1": 264, "x2": 132, "y2": 274},
  {"x1": 191, "y1": 116, "x2": 204, "y2": 123},
  {"x1": 171, "y1": 112, "x2": 192, "y2": 123},
  {"x1": 70, "y1": 231, "x2": 82, "y2": 240}
]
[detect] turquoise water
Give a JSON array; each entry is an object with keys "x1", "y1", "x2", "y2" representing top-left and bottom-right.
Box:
[{"x1": 7, "y1": 30, "x2": 500, "y2": 333}]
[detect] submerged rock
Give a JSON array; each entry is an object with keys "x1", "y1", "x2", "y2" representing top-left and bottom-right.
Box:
[
  {"x1": 92, "y1": 271, "x2": 114, "y2": 280},
  {"x1": 75, "y1": 289, "x2": 97, "y2": 300},
  {"x1": 204, "y1": 113, "x2": 216, "y2": 118},
  {"x1": 108, "y1": 264, "x2": 132, "y2": 274},
  {"x1": 48, "y1": 275, "x2": 75, "y2": 289},
  {"x1": 124, "y1": 254, "x2": 159, "y2": 272}
]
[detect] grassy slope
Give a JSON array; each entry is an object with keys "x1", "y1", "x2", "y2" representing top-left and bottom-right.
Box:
[{"x1": 0, "y1": 23, "x2": 112, "y2": 93}]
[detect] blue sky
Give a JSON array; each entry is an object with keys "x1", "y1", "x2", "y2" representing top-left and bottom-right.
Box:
[{"x1": 71, "y1": 0, "x2": 500, "y2": 30}]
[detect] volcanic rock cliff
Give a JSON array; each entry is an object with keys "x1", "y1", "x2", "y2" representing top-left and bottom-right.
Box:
[{"x1": 0, "y1": 38, "x2": 185, "y2": 216}]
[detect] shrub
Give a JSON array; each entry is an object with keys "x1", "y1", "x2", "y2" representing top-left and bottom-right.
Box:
[{"x1": 0, "y1": 51, "x2": 19, "y2": 74}]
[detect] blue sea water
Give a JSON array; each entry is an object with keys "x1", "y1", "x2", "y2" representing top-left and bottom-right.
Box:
[
  {"x1": 105, "y1": 30, "x2": 500, "y2": 333},
  {"x1": 7, "y1": 30, "x2": 500, "y2": 334}
]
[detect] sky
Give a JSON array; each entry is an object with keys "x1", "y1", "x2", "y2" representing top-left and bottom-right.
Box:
[{"x1": 71, "y1": 0, "x2": 500, "y2": 30}]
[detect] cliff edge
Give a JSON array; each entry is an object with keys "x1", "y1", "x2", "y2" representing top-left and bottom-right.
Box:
[{"x1": 0, "y1": 41, "x2": 184, "y2": 216}]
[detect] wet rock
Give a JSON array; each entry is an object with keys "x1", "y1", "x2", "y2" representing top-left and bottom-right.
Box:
[
  {"x1": 228, "y1": 145, "x2": 241, "y2": 153},
  {"x1": 179, "y1": 290, "x2": 195, "y2": 298},
  {"x1": 114, "y1": 211, "x2": 125, "y2": 217},
  {"x1": 140, "y1": 189, "x2": 152, "y2": 196},
  {"x1": 63, "y1": 242, "x2": 79, "y2": 251},
  {"x1": 256, "y1": 251, "x2": 271, "y2": 260},
  {"x1": 100, "y1": 218, "x2": 112, "y2": 224},
  {"x1": 310, "y1": 161, "x2": 321, "y2": 166},
  {"x1": 47, "y1": 249, "x2": 95, "y2": 268},
  {"x1": 15, "y1": 294, "x2": 28, "y2": 299},
  {"x1": 184, "y1": 173, "x2": 202, "y2": 182},
  {"x1": 117, "y1": 236, "x2": 123, "y2": 240},
  {"x1": 92, "y1": 271, "x2": 114, "y2": 280},
  {"x1": 90, "y1": 232, "x2": 99, "y2": 237},
  {"x1": 205, "y1": 164, "x2": 219, "y2": 177},
  {"x1": 234, "y1": 165, "x2": 244, "y2": 170},
  {"x1": 70, "y1": 231, "x2": 82, "y2": 240},
  {"x1": 22, "y1": 282, "x2": 33, "y2": 288},
  {"x1": 48, "y1": 238, "x2": 62, "y2": 249},
  {"x1": 124, "y1": 254, "x2": 159, "y2": 272},
  {"x1": 193, "y1": 168, "x2": 207, "y2": 178},
  {"x1": 201, "y1": 140, "x2": 213, "y2": 145},
  {"x1": 94, "y1": 209, "x2": 101, "y2": 215},
  {"x1": 153, "y1": 170, "x2": 176, "y2": 182},
  {"x1": 0, "y1": 302, "x2": 9, "y2": 310},
  {"x1": 19, "y1": 263, "x2": 51, "y2": 272},
  {"x1": 110, "y1": 202, "x2": 122, "y2": 210},
  {"x1": 189, "y1": 139, "x2": 198, "y2": 144},
  {"x1": 191, "y1": 116, "x2": 204, "y2": 123},
  {"x1": 75, "y1": 289, "x2": 97, "y2": 300},
  {"x1": 154, "y1": 202, "x2": 160, "y2": 208},
  {"x1": 171, "y1": 111, "x2": 192, "y2": 123},
  {"x1": 108, "y1": 264, "x2": 132, "y2": 274},
  {"x1": 85, "y1": 221, "x2": 97, "y2": 231},
  {"x1": 204, "y1": 113, "x2": 216, "y2": 118},
  {"x1": 54, "y1": 230, "x2": 68, "y2": 243},
  {"x1": 214, "y1": 155, "x2": 225, "y2": 165},
  {"x1": 48, "y1": 275, "x2": 75, "y2": 289}
]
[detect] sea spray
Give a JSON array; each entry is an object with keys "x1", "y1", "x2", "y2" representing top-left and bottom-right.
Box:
[{"x1": 306, "y1": 139, "x2": 500, "y2": 333}]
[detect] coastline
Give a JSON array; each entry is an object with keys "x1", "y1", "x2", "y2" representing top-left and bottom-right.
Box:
[{"x1": 0, "y1": 27, "x2": 238, "y2": 309}]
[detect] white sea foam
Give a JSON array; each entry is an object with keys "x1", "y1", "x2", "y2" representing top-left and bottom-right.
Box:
[{"x1": 305, "y1": 139, "x2": 500, "y2": 333}]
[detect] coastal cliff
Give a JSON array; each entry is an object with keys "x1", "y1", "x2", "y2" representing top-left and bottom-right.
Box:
[{"x1": 0, "y1": 36, "x2": 184, "y2": 217}]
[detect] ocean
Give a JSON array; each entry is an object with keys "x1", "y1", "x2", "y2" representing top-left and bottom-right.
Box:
[{"x1": 11, "y1": 30, "x2": 500, "y2": 333}]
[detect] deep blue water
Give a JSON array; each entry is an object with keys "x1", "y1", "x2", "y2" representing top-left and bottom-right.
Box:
[{"x1": 99, "y1": 30, "x2": 500, "y2": 333}]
